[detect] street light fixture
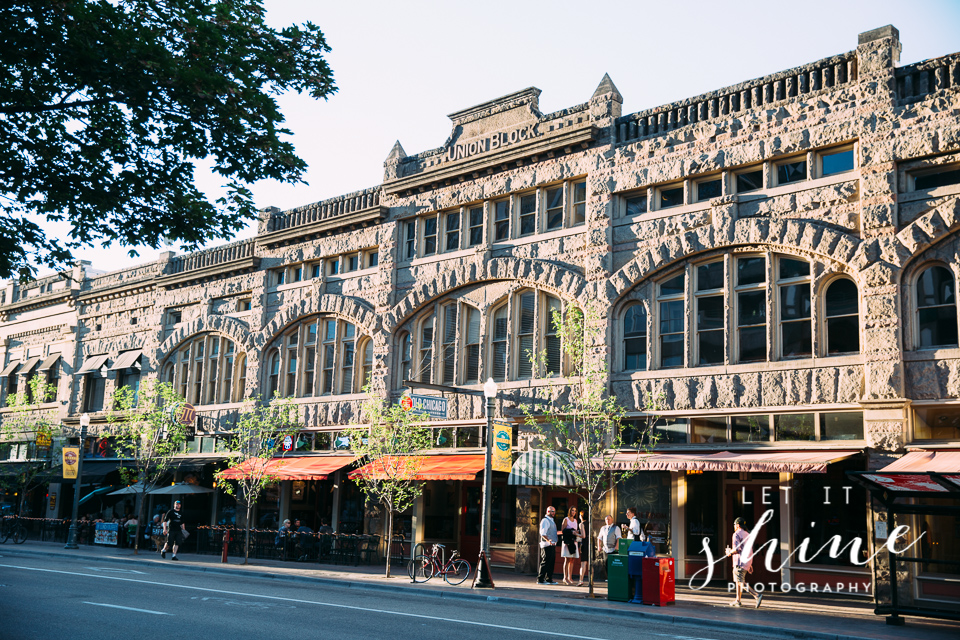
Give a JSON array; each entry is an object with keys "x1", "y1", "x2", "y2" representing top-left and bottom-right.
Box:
[
  {"x1": 64, "y1": 413, "x2": 90, "y2": 549},
  {"x1": 475, "y1": 378, "x2": 498, "y2": 589}
]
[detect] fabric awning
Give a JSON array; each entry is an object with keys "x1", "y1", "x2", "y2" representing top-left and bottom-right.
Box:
[
  {"x1": 77, "y1": 354, "x2": 110, "y2": 374},
  {"x1": 41, "y1": 460, "x2": 122, "y2": 482},
  {"x1": 599, "y1": 450, "x2": 861, "y2": 474},
  {"x1": 173, "y1": 455, "x2": 227, "y2": 471},
  {"x1": 507, "y1": 450, "x2": 577, "y2": 486},
  {"x1": 220, "y1": 455, "x2": 355, "y2": 481},
  {"x1": 0, "y1": 361, "x2": 20, "y2": 377},
  {"x1": 880, "y1": 451, "x2": 960, "y2": 473},
  {"x1": 857, "y1": 472, "x2": 960, "y2": 493},
  {"x1": 37, "y1": 353, "x2": 61, "y2": 371},
  {"x1": 110, "y1": 350, "x2": 142, "y2": 371},
  {"x1": 17, "y1": 356, "x2": 41, "y2": 376},
  {"x1": 349, "y1": 454, "x2": 484, "y2": 481}
]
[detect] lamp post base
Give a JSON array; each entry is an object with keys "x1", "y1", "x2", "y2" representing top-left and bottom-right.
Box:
[
  {"x1": 473, "y1": 551, "x2": 495, "y2": 589},
  {"x1": 64, "y1": 524, "x2": 79, "y2": 549}
]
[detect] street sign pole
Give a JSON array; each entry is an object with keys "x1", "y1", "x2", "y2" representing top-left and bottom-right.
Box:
[
  {"x1": 64, "y1": 413, "x2": 89, "y2": 549},
  {"x1": 475, "y1": 379, "x2": 498, "y2": 589}
]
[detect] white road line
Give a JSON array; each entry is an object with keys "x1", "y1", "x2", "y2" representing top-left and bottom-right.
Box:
[
  {"x1": 2, "y1": 563, "x2": 609, "y2": 639},
  {"x1": 83, "y1": 602, "x2": 170, "y2": 615}
]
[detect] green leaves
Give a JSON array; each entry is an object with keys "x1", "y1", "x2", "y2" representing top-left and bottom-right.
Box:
[{"x1": 0, "y1": 1, "x2": 336, "y2": 280}]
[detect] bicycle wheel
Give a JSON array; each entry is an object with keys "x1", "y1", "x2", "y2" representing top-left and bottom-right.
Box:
[
  {"x1": 408, "y1": 554, "x2": 434, "y2": 583},
  {"x1": 444, "y1": 559, "x2": 471, "y2": 586},
  {"x1": 13, "y1": 524, "x2": 27, "y2": 544}
]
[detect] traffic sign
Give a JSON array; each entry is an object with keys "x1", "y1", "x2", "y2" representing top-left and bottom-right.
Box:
[{"x1": 400, "y1": 394, "x2": 447, "y2": 419}]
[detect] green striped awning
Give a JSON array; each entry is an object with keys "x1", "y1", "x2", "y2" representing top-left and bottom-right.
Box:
[{"x1": 507, "y1": 450, "x2": 577, "y2": 487}]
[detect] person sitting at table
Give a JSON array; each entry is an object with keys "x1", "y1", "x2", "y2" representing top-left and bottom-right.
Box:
[
  {"x1": 295, "y1": 519, "x2": 316, "y2": 561},
  {"x1": 275, "y1": 519, "x2": 293, "y2": 558}
]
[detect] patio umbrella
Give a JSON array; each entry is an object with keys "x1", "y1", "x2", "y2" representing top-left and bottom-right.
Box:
[
  {"x1": 79, "y1": 485, "x2": 120, "y2": 505},
  {"x1": 107, "y1": 481, "x2": 151, "y2": 496},
  {"x1": 147, "y1": 483, "x2": 214, "y2": 495}
]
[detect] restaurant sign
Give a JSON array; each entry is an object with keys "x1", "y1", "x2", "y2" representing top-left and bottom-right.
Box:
[
  {"x1": 94, "y1": 522, "x2": 119, "y2": 546},
  {"x1": 400, "y1": 394, "x2": 447, "y2": 419}
]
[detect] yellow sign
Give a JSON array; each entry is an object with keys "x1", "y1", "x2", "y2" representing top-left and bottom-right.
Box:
[
  {"x1": 177, "y1": 403, "x2": 196, "y2": 426},
  {"x1": 62, "y1": 447, "x2": 80, "y2": 479},
  {"x1": 36, "y1": 432, "x2": 52, "y2": 448},
  {"x1": 491, "y1": 420, "x2": 513, "y2": 473}
]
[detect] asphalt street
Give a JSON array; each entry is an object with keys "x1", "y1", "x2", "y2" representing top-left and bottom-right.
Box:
[{"x1": 0, "y1": 553, "x2": 786, "y2": 640}]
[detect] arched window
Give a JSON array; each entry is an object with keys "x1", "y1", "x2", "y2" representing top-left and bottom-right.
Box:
[
  {"x1": 417, "y1": 316, "x2": 434, "y2": 383},
  {"x1": 491, "y1": 305, "x2": 508, "y2": 382},
  {"x1": 489, "y1": 289, "x2": 564, "y2": 382},
  {"x1": 440, "y1": 304, "x2": 458, "y2": 385},
  {"x1": 463, "y1": 307, "x2": 481, "y2": 384},
  {"x1": 623, "y1": 304, "x2": 647, "y2": 371},
  {"x1": 266, "y1": 317, "x2": 368, "y2": 398},
  {"x1": 359, "y1": 339, "x2": 373, "y2": 391},
  {"x1": 917, "y1": 265, "x2": 958, "y2": 348},
  {"x1": 398, "y1": 302, "x2": 482, "y2": 388},
  {"x1": 397, "y1": 332, "x2": 412, "y2": 384},
  {"x1": 161, "y1": 334, "x2": 246, "y2": 405},
  {"x1": 824, "y1": 279, "x2": 859, "y2": 355}
]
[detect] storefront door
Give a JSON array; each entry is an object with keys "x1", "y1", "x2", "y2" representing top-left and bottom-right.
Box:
[
  {"x1": 542, "y1": 490, "x2": 586, "y2": 576},
  {"x1": 725, "y1": 482, "x2": 781, "y2": 585},
  {"x1": 461, "y1": 481, "x2": 517, "y2": 568}
]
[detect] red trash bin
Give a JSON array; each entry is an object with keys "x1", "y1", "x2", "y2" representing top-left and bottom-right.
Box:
[{"x1": 641, "y1": 557, "x2": 675, "y2": 606}]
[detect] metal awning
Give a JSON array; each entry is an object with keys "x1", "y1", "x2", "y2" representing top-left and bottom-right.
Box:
[
  {"x1": 77, "y1": 354, "x2": 110, "y2": 374},
  {"x1": 507, "y1": 450, "x2": 577, "y2": 486},
  {"x1": 17, "y1": 356, "x2": 41, "y2": 376},
  {"x1": 349, "y1": 454, "x2": 483, "y2": 481},
  {"x1": 110, "y1": 350, "x2": 142, "y2": 371},
  {"x1": 37, "y1": 353, "x2": 61, "y2": 371},
  {"x1": 0, "y1": 361, "x2": 20, "y2": 377},
  {"x1": 172, "y1": 455, "x2": 227, "y2": 471},
  {"x1": 599, "y1": 450, "x2": 861, "y2": 474},
  {"x1": 880, "y1": 450, "x2": 960, "y2": 473}
]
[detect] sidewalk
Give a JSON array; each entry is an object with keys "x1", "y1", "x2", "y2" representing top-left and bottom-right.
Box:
[{"x1": 1, "y1": 540, "x2": 955, "y2": 640}]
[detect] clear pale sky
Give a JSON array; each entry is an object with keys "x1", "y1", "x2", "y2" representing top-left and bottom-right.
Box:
[{"x1": 33, "y1": 0, "x2": 960, "y2": 276}]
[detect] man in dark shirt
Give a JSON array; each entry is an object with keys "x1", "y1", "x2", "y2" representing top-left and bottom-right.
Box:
[{"x1": 160, "y1": 500, "x2": 186, "y2": 561}]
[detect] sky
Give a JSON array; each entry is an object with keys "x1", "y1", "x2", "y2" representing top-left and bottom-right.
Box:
[{"x1": 34, "y1": 0, "x2": 960, "y2": 276}]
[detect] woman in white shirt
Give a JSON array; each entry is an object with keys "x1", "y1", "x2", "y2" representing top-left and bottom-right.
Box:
[{"x1": 560, "y1": 506, "x2": 581, "y2": 586}]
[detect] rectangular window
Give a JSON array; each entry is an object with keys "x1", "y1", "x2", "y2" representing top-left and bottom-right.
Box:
[
  {"x1": 914, "y1": 166, "x2": 960, "y2": 191},
  {"x1": 291, "y1": 266, "x2": 303, "y2": 282},
  {"x1": 690, "y1": 416, "x2": 727, "y2": 443},
  {"x1": 820, "y1": 412, "x2": 863, "y2": 440},
  {"x1": 404, "y1": 220, "x2": 417, "y2": 260},
  {"x1": 516, "y1": 292, "x2": 535, "y2": 378},
  {"x1": 623, "y1": 305, "x2": 647, "y2": 371},
  {"x1": 659, "y1": 185, "x2": 683, "y2": 209},
  {"x1": 821, "y1": 148, "x2": 854, "y2": 176},
  {"x1": 491, "y1": 308, "x2": 508, "y2": 382},
  {"x1": 736, "y1": 257, "x2": 766, "y2": 363},
  {"x1": 441, "y1": 305, "x2": 457, "y2": 385},
  {"x1": 731, "y1": 415, "x2": 769, "y2": 442},
  {"x1": 275, "y1": 270, "x2": 286, "y2": 286},
  {"x1": 83, "y1": 372, "x2": 105, "y2": 413},
  {"x1": 326, "y1": 257, "x2": 340, "y2": 276},
  {"x1": 735, "y1": 169, "x2": 764, "y2": 193},
  {"x1": 464, "y1": 307, "x2": 481, "y2": 384},
  {"x1": 571, "y1": 181, "x2": 586, "y2": 225},
  {"x1": 444, "y1": 211, "x2": 460, "y2": 251},
  {"x1": 913, "y1": 406, "x2": 960, "y2": 440},
  {"x1": 545, "y1": 187, "x2": 564, "y2": 229},
  {"x1": 468, "y1": 207, "x2": 484, "y2": 246},
  {"x1": 494, "y1": 200, "x2": 510, "y2": 241},
  {"x1": 418, "y1": 318, "x2": 434, "y2": 384},
  {"x1": 311, "y1": 263, "x2": 322, "y2": 278},
  {"x1": 340, "y1": 324, "x2": 355, "y2": 395},
  {"x1": 365, "y1": 250, "x2": 379, "y2": 268},
  {"x1": 236, "y1": 299, "x2": 251, "y2": 312},
  {"x1": 779, "y1": 258, "x2": 811, "y2": 358},
  {"x1": 776, "y1": 159, "x2": 807, "y2": 185},
  {"x1": 518, "y1": 194, "x2": 536, "y2": 236},
  {"x1": 696, "y1": 179, "x2": 722, "y2": 202},
  {"x1": 658, "y1": 274, "x2": 685, "y2": 368},
  {"x1": 624, "y1": 193, "x2": 647, "y2": 217},
  {"x1": 422, "y1": 216, "x2": 438, "y2": 256},
  {"x1": 344, "y1": 254, "x2": 359, "y2": 272},
  {"x1": 321, "y1": 320, "x2": 336, "y2": 394},
  {"x1": 696, "y1": 262, "x2": 724, "y2": 366},
  {"x1": 544, "y1": 297, "x2": 562, "y2": 376},
  {"x1": 774, "y1": 413, "x2": 815, "y2": 441}
]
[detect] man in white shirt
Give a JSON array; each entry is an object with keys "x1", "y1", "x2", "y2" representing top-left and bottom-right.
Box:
[
  {"x1": 537, "y1": 506, "x2": 558, "y2": 585},
  {"x1": 597, "y1": 515, "x2": 621, "y2": 572},
  {"x1": 626, "y1": 508, "x2": 643, "y2": 540}
]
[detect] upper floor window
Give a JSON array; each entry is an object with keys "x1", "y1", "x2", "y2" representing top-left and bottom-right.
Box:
[
  {"x1": 658, "y1": 274, "x2": 685, "y2": 368},
  {"x1": 162, "y1": 334, "x2": 245, "y2": 405},
  {"x1": 266, "y1": 317, "x2": 369, "y2": 398},
  {"x1": 400, "y1": 301, "x2": 482, "y2": 387},
  {"x1": 491, "y1": 289, "x2": 565, "y2": 381},
  {"x1": 916, "y1": 265, "x2": 957, "y2": 349},
  {"x1": 622, "y1": 304, "x2": 647, "y2": 371},
  {"x1": 824, "y1": 279, "x2": 860, "y2": 355}
]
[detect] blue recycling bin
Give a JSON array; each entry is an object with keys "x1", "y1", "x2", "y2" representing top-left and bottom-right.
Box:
[{"x1": 627, "y1": 539, "x2": 656, "y2": 604}]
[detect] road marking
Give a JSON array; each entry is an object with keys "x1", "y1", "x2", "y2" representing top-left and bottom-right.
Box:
[
  {"x1": 83, "y1": 602, "x2": 170, "y2": 615},
  {"x1": 85, "y1": 567, "x2": 147, "y2": 575},
  {"x1": 2, "y1": 563, "x2": 609, "y2": 639}
]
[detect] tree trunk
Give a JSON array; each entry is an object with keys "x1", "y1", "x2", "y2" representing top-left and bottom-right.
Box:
[
  {"x1": 244, "y1": 499, "x2": 252, "y2": 565},
  {"x1": 384, "y1": 503, "x2": 394, "y2": 578},
  {"x1": 587, "y1": 501, "x2": 595, "y2": 597},
  {"x1": 134, "y1": 487, "x2": 146, "y2": 555}
]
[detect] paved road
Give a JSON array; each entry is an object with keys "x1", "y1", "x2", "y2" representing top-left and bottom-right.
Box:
[{"x1": 0, "y1": 553, "x2": 783, "y2": 640}]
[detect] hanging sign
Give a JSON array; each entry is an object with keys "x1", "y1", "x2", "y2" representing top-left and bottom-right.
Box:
[
  {"x1": 282, "y1": 435, "x2": 294, "y2": 452},
  {"x1": 62, "y1": 447, "x2": 80, "y2": 479},
  {"x1": 36, "y1": 432, "x2": 52, "y2": 448},
  {"x1": 491, "y1": 420, "x2": 513, "y2": 473},
  {"x1": 176, "y1": 403, "x2": 197, "y2": 426},
  {"x1": 400, "y1": 394, "x2": 447, "y2": 419}
]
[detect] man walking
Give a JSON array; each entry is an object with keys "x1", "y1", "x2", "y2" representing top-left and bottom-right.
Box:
[
  {"x1": 537, "y1": 506, "x2": 558, "y2": 585},
  {"x1": 725, "y1": 517, "x2": 762, "y2": 608},
  {"x1": 160, "y1": 500, "x2": 187, "y2": 561}
]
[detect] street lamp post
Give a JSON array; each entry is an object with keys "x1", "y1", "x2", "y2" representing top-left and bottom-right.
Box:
[
  {"x1": 475, "y1": 378, "x2": 498, "y2": 589},
  {"x1": 64, "y1": 413, "x2": 89, "y2": 549}
]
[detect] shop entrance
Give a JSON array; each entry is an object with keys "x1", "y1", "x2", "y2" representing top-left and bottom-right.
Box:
[
  {"x1": 460, "y1": 481, "x2": 516, "y2": 568},
  {"x1": 725, "y1": 480, "x2": 781, "y2": 585},
  {"x1": 541, "y1": 489, "x2": 586, "y2": 576}
]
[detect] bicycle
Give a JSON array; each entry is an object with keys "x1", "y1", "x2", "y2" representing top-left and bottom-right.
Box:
[
  {"x1": 0, "y1": 515, "x2": 27, "y2": 544},
  {"x1": 408, "y1": 543, "x2": 471, "y2": 585}
]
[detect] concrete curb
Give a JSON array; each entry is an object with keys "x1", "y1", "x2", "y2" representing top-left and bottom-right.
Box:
[{"x1": 0, "y1": 547, "x2": 883, "y2": 640}]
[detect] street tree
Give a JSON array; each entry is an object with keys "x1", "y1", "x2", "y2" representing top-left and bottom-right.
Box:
[
  {"x1": 0, "y1": 375, "x2": 61, "y2": 517},
  {"x1": 215, "y1": 396, "x2": 300, "y2": 564},
  {"x1": 349, "y1": 391, "x2": 432, "y2": 578},
  {"x1": 108, "y1": 380, "x2": 189, "y2": 554},
  {"x1": 0, "y1": 1, "x2": 337, "y2": 280},
  {"x1": 522, "y1": 302, "x2": 662, "y2": 597}
]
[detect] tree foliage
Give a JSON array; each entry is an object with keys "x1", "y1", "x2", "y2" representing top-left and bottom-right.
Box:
[
  {"x1": 350, "y1": 391, "x2": 432, "y2": 578},
  {"x1": 215, "y1": 396, "x2": 300, "y2": 564},
  {"x1": 0, "y1": 375, "x2": 61, "y2": 516},
  {"x1": 108, "y1": 380, "x2": 188, "y2": 554},
  {"x1": 0, "y1": 1, "x2": 337, "y2": 280},
  {"x1": 522, "y1": 302, "x2": 662, "y2": 597}
]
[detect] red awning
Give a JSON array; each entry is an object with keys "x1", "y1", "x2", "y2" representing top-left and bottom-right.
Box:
[
  {"x1": 880, "y1": 451, "x2": 960, "y2": 473},
  {"x1": 219, "y1": 455, "x2": 355, "y2": 481},
  {"x1": 859, "y1": 473, "x2": 960, "y2": 493},
  {"x1": 599, "y1": 450, "x2": 861, "y2": 474},
  {"x1": 349, "y1": 454, "x2": 484, "y2": 481}
]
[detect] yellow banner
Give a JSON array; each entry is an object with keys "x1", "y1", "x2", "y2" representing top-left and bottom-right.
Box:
[
  {"x1": 491, "y1": 420, "x2": 513, "y2": 473},
  {"x1": 62, "y1": 447, "x2": 79, "y2": 479}
]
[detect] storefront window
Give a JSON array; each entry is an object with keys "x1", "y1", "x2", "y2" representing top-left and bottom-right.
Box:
[
  {"x1": 820, "y1": 412, "x2": 863, "y2": 440},
  {"x1": 792, "y1": 457, "x2": 867, "y2": 567},
  {"x1": 915, "y1": 506, "x2": 960, "y2": 577},
  {"x1": 914, "y1": 406, "x2": 960, "y2": 440},
  {"x1": 422, "y1": 482, "x2": 457, "y2": 540},
  {"x1": 691, "y1": 416, "x2": 727, "y2": 443},
  {"x1": 686, "y1": 472, "x2": 720, "y2": 557},
  {"x1": 732, "y1": 415, "x2": 769, "y2": 442},
  {"x1": 617, "y1": 472, "x2": 671, "y2": 555},
  {"x1": 775, "y1": 413, "x2": 815, "y2": 441}
]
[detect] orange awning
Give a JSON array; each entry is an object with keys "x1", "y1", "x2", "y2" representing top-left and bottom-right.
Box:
[
  {"x1": 219, "y1": 455, "x2": 355, "y2": 481},
  {"x1": 880, "y1": 451, "x2": 960, "y2": 473},
  {"x1": 598, "y1": 450, "x2": 861, "y2": 474},
  {"x1": 349, "y1": 454, "x2": 484, "y2": 481}
]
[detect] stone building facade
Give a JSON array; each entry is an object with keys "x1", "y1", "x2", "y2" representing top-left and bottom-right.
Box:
[{"x1": 1, "y1": 25, "x2": 958, "y2": 606}]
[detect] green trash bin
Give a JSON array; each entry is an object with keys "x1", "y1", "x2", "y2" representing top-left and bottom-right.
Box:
[
  {"x1": 607, "y1": 552, "x2": 629, "y2": 602},
  {"x1": 618, "y1": 538, "x2": 631, "y2": 556}
]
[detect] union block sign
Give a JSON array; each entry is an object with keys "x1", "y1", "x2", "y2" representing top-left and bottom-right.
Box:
[{"x1": 400, "y1": 394, "x2": 448, "y2": 419}]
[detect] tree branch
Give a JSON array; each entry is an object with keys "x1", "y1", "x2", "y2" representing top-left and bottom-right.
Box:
[{"x1": 0, "y1": 97, "x2": 117, "y2": 115}]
